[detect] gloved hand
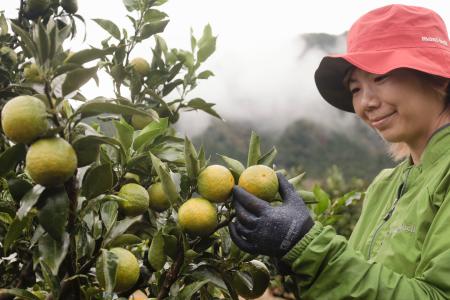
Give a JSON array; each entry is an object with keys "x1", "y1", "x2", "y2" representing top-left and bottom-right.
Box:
[{"x1": 229, "y1": 173, "x2": 314, "y2": 257}]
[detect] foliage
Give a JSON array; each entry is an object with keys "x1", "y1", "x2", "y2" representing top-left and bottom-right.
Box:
[{"x1": 0, "y1": 1, "x2": 368, "y2": 299}]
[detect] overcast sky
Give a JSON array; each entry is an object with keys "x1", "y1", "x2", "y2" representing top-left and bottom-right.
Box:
[{"x1": 3, "y1": 1, "x2": 450, "y2": 135}]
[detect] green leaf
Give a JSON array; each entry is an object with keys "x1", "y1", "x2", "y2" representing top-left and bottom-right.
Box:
[
  {"x1": 103, "y1": 216, "x2": 141, "y2": 245},
  {"x1": 92, "y1": 19, "x2": 121, "y2": 40},
  {"x1": 0, "y1": 144, "x2": 26, "y2": 176},
  {"x1": 186, "y1": 98, "x2": 221, "y2": 119},
  {"x1": 38, "y1": 233, "x2": 70, "y2": 275},
  {"x1": 257, "y1": 146, "x2": 277, "y2": 166},
  {"x1": 37, "y1": 21, "x2": 50, "y2": 64},
  {"x1": 150, "y1": 153, "x2": 180, "y2": 205},
  {"x1": 288, "y1": 173, "x2": 306, "y2": 190},
  {"x1": 0, "y1": 212, "x2": 13, "y2": 225},
  {"x1": 73, "y1": 135, "x2": 126, "y2": 164},
  {"x1": 246, "y1": 131, "x2": 261, "y2": 167},
  {"x1": 0, "y1": 13, "x2": 8, "y2": 36},
  {"x1": 298, "y1": 190, "x2": 316, "y2": 204},
  {"x1": 123, "y1": 0, "x2": 139, "y2": 11},
  {"x1": 313, "y1": 184, "x2": 331, "y2": 215},
  {"x1": 7, "y1": 178, "x2": 33, "y2": 202},
  {"x1": 178, "y1": 280, "x2": 210, "y2": 299},
  {"x1": 162, "y1": 78, "x2": 183, "y2": 96},
  {"x1": 39, "y1": 261, "x2": 61, "y2": 298},
  {"x1": 101, "y1": 201, "x2": 118, "y2": 233},
  {"x1": 98, "y1": 249, "x2": 119, "y2": 293},
  {"x1": 148, "y1": 230, "x2": 166, "y2": 271},
  {"x1": 81, "y1": 163, "x2": 114, "y2": 199},
  {"x1": 11, "y1": 22, "x2": 38, "y2": 58},
  {"x1": 4, "y1": 214, "x2": 33, "y2": 255},
  {"x1": 74, "y1": 99, "x2": 158, "y2": 120},
  {"x1": 114, "y1": 119, "x2": 134, "y2": 154},
  {"x1": 133, "y1": 118, "x2": 168, "y2": 150},
  {"x1": 17, "y1": 185, "x2": 45, "y2": 219},
  {"x1": 140, "y1": 20, "x2": 169, "y2": 40},
  {"x1": 62, "y1": 66, "x2": 98, "y2": 96},
  {"x1": 144, "y1": 9, "x2": 168, "y2": 22},
  {"x1": 197, "y1": 70, "x2": 214, "y2": 79},
  {"x1": 38, "y1": 188, "x2": 70, "y2": 241},
  {"x1": 184, "y1": 137, "x2": 199, "y2": 179},
  {"x1": 162, "y1": 234, "x2": 178, "y2": 259},
  {"x1": 197, "y1": 24, "x2": 216, "y2": 63},
  {"x1": 219, "y1": 155, "x2": 245, "y2": 180},
  {"x1": 0, "y1": 289, "x2": 40, "y2": 300},
  {"x1": 65, "y1": 47, "x2": 115, "y2": 65}
]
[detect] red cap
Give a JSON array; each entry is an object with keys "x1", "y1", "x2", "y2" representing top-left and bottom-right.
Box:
[{"x1": 314, "y1": 4, "x2": 450, "y2": 112}]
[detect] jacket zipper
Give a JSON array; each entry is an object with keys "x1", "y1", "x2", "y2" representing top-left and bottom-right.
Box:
[{"x1": 367, "y1": 168, "x2": 411, "y2": 259}]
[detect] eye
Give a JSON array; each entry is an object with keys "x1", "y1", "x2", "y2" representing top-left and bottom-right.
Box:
[
  {"x1": 374, "y1": 74, "x2": 389, "y2": 82},
  {"x1": 350, "y1": 87, "x2": 360, "y2": 94}
]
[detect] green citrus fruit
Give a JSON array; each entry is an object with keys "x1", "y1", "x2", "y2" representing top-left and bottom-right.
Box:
[
  {"x1": 1, "y1": 95, "x2": 49, "y2": 144},
  {"x1": 238, "y1": 165, "x2": 279, "y2": 202},
  {"x1": 147, "y1": 182, "x2": 170, "y2": 212},
  {"x1": 129, "y1": 290, "x2": 148, "y2": 300},
  {"x1": 130, "y1": 57, "x2": 150, "y2": 77},
  {"x1": 117, "y1": 183, "x2": 150, "y2": 217},
  {"x1": 231, "y1": 260, "x2": 270, "y2": 299},
  {"x1": 0, "y1": 46, "x2": 17, "y2": 64},
  {"x1": 96, "y1": 247, "x2": 140, "y2": 293},
  {"x1": 24, "y1": 63, "x2": 45, "y2": 83},
  {"x1": 178, "y1": 198, "x2": 217, "y2": 237},
  {"x1": 26, "y1": 137, "x2": 77, "y2": 186},
  {"x1": 61, "y1": 0, "x2": 78, "y2": 13},
  {"x1": 197, "y1": 165, "x2": 235, "y2": 203},
  {"x1": 131, "y1": 114, "x2": 153, "y2": 130},
  {"x1": 24, "y1": 0, "x2": 50, "y2": 18}
]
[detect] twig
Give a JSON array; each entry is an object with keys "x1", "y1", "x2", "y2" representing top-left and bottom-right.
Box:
[{"x1": 156, "y1": 246, "x2": 184, "y2": 299}]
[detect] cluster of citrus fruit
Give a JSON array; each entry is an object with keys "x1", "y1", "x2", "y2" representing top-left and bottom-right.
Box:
[
  {"x1": 24, "y1": 0, "x2": 78, "y2": 19},
  {"x1": 1, "y1": 95, "x2": 78, "y2": 187}
]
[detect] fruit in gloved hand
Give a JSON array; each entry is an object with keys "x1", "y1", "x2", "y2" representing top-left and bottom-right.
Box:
[
  {"x1": 238, "y1": 165, "x2": 279, "y2": 202},
  {"x1": 117, "y1": 183, "x2": 150, "y2": 217},
  {"x1": 130, "y1": 57, "x2": 150, "y2": 77},
  {"x1": 231, "y1": 260, "x2": 270, "y2": 299},
  {"x1": 147, "y1": 182, "x2": 170, "y2": 212},
  {"x1": 61, "y1": 0, "x2": 78, "y2": 13},
  {"x1": 1, "y1": 95, "x2": 49, "y2": 144},
  {"x1": 96, "y1": 247, "x2": 140, "y2": 293},
  {"x1": 26, "y1": 138, "x2": 78, "y2": 186},
  {"x1": 197, "y1": 165, "x2": 235, "y2": 203},
  {"x1": 178, "y1": 198, "x2": 217, "y2": 237}
]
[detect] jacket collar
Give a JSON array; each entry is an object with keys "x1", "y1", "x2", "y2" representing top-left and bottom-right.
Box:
[{"x1": 418, "y1": 123, "x2": 450, "y2": 169}]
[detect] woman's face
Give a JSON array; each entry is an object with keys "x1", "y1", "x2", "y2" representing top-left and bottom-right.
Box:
[{"x1": 350, "y1": 68, "x2": 448, "y2": 145}]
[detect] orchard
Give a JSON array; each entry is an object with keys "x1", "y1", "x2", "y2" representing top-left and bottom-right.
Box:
[{"x1": 0, "y1": 1, "x2": 364, "y2": 299}]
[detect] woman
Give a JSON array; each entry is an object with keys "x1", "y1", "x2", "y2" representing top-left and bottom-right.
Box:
[{"x1": 229, "y1": 4, "x2": 450, "y2": 299}]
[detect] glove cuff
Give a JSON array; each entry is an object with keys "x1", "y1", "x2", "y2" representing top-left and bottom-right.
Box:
[
  {"x1": 281, "y1": 222, "x2": 323, "y2": 264},
  {"x1": 278, "y1": 215, "x2": 314, "y2": 257}
]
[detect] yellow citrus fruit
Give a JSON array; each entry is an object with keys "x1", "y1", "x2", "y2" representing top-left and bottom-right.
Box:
[
  {"x1": 131, "y1": 114, "x2": 153, "y2": 130},
  {"x1": 178, "y1": 198, "x2": 217, "y2": 237},
  {"x1": 130, "y1": 57, "x2": 150, "y2": 77},
  {"x1": 117, "y1": 183, "x2": 150, "y2": 217},
  {"x1": 61, "y1": 0, "x2": 78, "y2": 13},
  {"x1": 238, "y1": 165, "x2": 279, "y2": 202},
  {"x1": 26, "y1": 137, "x2": 77, "y2": 187},
  {"x1": 96, "y1": 247, "x2": 140, "y2": 293},
  {"x1": 129, "y1": 290, "x2": 148, "y2": 300},
  {"x1": 24, "y1": 63, "x2": 45, "y2": 83},
  {"x1": 231, "y1": 260, "x2": 270, "y2": 299},
  {"x1": 147, "y1": 182, "x2": 170, "y2": 212},
  {"x1": 1, "y1": 95, "x2": 49, "y2": 144},
  {"x1": 197, "y1": 165, "x2": 235, "y2": 203},
  {"x1": 25, "y1": 0, "x2": 50, "y2": 18}
]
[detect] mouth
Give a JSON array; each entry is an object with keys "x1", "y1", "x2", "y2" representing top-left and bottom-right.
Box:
[{"x1": 369, "y1": 112, "x2": 397, "y2": 129}]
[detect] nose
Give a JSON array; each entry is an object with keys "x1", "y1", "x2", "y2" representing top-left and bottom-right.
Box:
[{"x1": 360, "y1": 86, "x2": 380, "y2": 110}]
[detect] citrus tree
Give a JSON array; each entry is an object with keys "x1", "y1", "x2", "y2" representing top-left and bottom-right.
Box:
[{"x1": 0, "y1": 1, "x2": 364, "y2": 299}]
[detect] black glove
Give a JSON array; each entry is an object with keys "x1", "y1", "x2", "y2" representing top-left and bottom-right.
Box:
[{"x1": 229, "y1": 173, "x2": 314, "y2": 257}]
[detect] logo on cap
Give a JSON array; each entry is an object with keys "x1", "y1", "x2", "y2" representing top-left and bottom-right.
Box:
[{"x1": 421, "y1": 36, "x2": 448, "y2": 46}]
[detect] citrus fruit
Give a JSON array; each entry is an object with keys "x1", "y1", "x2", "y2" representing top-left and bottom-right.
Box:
[
  {"x1": 178, "y1": 198, "x2": 217, "y2": 237},
  {"x1": 130, "y1": 57, "x2": 150, "y2": 77},
  {"x1": 117, "y1": 183, "x2": 150, "y2": 217},
  {"x1": 24, "y1": 0, "x2": 50, "y2": 18},
  {"x1": 1, "y1": 95, "x2": 48, "y2": 144},
  {"x1": 238, "y1": 165, "x2": 279, "y2": 202},
  {"x1": 131, "y1": 114, "x2": 152, "y2": 130},
  {"x1": 0, "y1": 46, "x2": 17, "y2": 64},
  {"x1": 61, "y1": 0, "x2": 78, "y2": 13},
  {"x1": 197, "y1": 165, "x2": 235, "y2": 203},
  {"x1": 96, "y1": 247, "x2": 140, "y2": 293},
  {"x1": 129, "y1": 290, "x2": 148, "y2": 300},
  {"x1": 24, "y1": 63, "x2": 45, "y2": 83},
  {"x1": 26, "y1": 137, "x2": 77, "y2": 186},
  {"x1": 231, "y1": 260, "x2": 270, "y2": 299},
  {"x1": 147, "y1": 182, "x2": 170, "y2": 212}
]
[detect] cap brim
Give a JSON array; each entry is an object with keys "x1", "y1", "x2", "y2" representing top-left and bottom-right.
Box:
[{"x1": 315, "y1": 47, "x2": 450, "y2": 113}]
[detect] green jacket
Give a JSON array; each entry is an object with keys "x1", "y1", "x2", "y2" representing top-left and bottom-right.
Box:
[{"x1": 282, "y1": 124, "x2": 450, "y2": 299}]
